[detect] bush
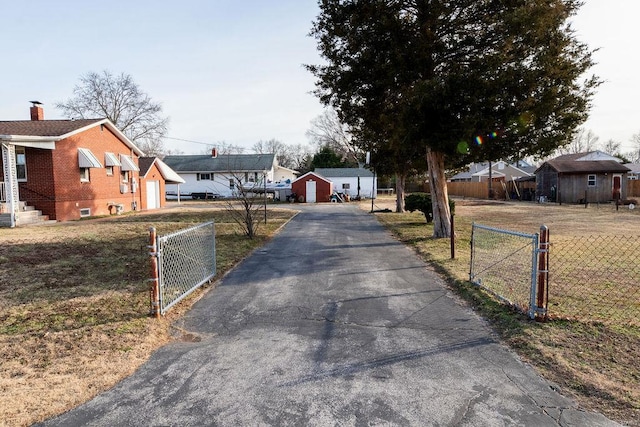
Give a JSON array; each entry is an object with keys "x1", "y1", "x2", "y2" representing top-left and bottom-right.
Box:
[{"x1": 404, "y1": 193, "x2": 455, "y2": 223}]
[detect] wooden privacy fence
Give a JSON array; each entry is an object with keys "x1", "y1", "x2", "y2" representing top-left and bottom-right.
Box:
[
  {"x1": 447, "y1": 181, "x2": 506, "y2": 200},
  {"x1": 628, "y1": 180, "x2": 640, "y2": 198},
  {"x1": 450, "y1": 179, "x2": 640, "y2": 200}
]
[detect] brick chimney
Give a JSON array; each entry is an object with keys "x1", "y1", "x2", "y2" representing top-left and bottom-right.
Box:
[
  {"x1": 29, "y1": 101, "x2": 44, "y2": 121},
  {"x1": 211, "y1": 148, "x2": 218, "y2": 158}
]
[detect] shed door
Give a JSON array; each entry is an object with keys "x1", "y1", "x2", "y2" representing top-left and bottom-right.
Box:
[
  {"x1": 146, "y1": 181, "x2": 160, "y2": 209},
  {"x1": 306, "y1": 180, "x2": 317, "y2": 203},
  {"x1": 613, "y1": 174, "x2": 622, "y2": 200}
]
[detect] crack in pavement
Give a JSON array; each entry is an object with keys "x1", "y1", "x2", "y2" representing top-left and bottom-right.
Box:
[{"x1": 279, "y1": 337, "x2": 494, "y2": 387}]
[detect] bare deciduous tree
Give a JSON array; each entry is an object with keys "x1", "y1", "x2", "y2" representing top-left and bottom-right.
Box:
[
  {"x1": 557, "y1": 128, "x2": 599, "y2": 155},
  {"x1": 223, "y1": 172, "x2": 267, "y2": 239},
  {"x1": 252, "y1": 139, "x2": 313, "y2": 171},
  {"x1": 601, "y1": 138, "x2": 622, "y2": 156},
  {"x1": 202, "y1": 142, "x2": 246, "y2": 155},
  {"x1": 625, "y1": 132, "x2": 640, "y2": 163},
  {"x1": 286, "y1": 143, "x2": 314, "y2": 172},
  {"x1": 306, "y1": 109, "x2": 362, "y2": 164},
  {"x1": 56, "y1": 70, "x2": 169, "y2": 156},
  {"x1": 252, "y1": 139, "x2": 285, "y2": 156}
]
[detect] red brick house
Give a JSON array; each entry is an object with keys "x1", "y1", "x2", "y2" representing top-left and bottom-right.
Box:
[{"x1": 0, "y1": 103, "x2": 181, "y2": 226}]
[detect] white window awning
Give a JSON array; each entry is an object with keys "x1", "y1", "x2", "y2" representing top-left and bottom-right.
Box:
[
  {"x1": 120, "y1": 154, "x2": 139, "y2": 171},
  {"x1": 78, "y1": 148, "x2": 103, "y2": 168},
  {"x1": 104, "y1": 152, "x2": 121, "y2": 167}
]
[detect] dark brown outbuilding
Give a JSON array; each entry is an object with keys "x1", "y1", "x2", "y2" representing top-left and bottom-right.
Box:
[{"x1": 535, "y1": 157, "x2": 630, "y2": 204}]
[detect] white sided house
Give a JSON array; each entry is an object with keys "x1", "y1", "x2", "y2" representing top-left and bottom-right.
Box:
[
  {"x1": 274, "y1": 164, "x2": 299, "y2": 183},
  {"x1": 162, "y1": 152, "x2": 277, "y2": 199},
  {"x1": 448, "y1": 160, "x2": 536, "y2": 183},
  {"x1": 315, "y1": 167, "x2": 376, "y2": 198}
]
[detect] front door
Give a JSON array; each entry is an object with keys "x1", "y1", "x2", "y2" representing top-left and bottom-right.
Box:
[{"x1": 306, "y1": 180, "x2": 317, "y2": 203}]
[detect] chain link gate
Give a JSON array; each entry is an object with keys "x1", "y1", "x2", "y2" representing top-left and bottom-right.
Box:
[
  {"x1": 470, "y1": 223, "x2": 548, "y2": 320},
  {"x1": 149, "y1": 221, "x2": 216, "y2": 316}
]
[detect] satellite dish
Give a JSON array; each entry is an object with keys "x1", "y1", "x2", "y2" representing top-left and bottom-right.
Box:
[{"x1": 629, "y1": 203, "x2": 635, "y2": 210}]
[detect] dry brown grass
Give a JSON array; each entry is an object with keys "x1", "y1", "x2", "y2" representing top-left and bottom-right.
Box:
[
  {"x1": 3, "y1": 197, "x2": 638, "y2": 425},
  {"x1": 366, "y1": 195, "x2": 640, "y2": 425},
  {"x1": 0, "y1": 202, "x2": 296, "y2": 427}
]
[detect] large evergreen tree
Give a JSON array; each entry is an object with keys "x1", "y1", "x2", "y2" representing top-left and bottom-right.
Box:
[{"x1": 308, "y1": 0, "x2": 599, "y2": 237}]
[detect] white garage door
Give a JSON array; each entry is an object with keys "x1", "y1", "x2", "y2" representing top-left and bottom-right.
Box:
[{"x1": 146, "y1": 181, "x2": 160, "y2": 209}]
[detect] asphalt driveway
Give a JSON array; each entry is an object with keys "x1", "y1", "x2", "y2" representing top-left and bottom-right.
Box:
[{"x1": 40, "y1": 204, "x2": 618, "y2": 426}]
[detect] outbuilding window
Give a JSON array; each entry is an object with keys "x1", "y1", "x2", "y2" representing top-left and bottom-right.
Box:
[
  {"x1": 587, "y1": 174, "x2": 596, "y2": 187},
  {"x1": 342, "y1": 183, "x2": 350, "y2": 189}
]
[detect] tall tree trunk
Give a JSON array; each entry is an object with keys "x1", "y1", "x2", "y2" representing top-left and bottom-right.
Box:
[
  {"x1": 426, "y1": 148, "x2": 451, "y2": 238},
  {"x1": 395, "y1": 172, "x2": 406, "y2": 213}
]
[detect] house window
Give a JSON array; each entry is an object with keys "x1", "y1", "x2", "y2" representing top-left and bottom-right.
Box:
[
  {"x1": 342, "y1": 183, "x2": 351, "y2": 189},
  {"x1": 106, "y1": 166, "x2": 114, "y2": 176},
  {"x1": 121, "y1": 170, "x2": 129, "y2": 183},
  {"x1": 198, "y1": 173, "x2": 213, "y2": 180},
  {"x1": 244, "y1": 172, "x2": 249, "y2": 183},
  {"x1": 229, "y1": 179, "x2": 235, "y2": 189},
  {"x1": 587, "y1": 174, "x2": 596, "y2": 187},
  {"x1": 80, "y1": 168, "x2": 90, "y2": 182},
  {"x1": 15, "y1": 147, "x2": 27, "y2": 181}
]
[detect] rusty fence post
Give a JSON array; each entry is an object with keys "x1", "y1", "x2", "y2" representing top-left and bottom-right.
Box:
[
  {"x1": 535, "y1": 225, "x2": 549, "y2": 321},
  {"x1": 148, "y1": 227, "x2": 160, "y2": 318}
]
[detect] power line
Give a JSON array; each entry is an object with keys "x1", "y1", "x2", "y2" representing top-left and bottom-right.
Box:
[{"x1": 163, "y1": 136, "x2": 213, "y2": 146}]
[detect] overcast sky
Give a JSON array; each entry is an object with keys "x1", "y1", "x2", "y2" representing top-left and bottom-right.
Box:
[{"x1": 2, "y1": 0, "x2": 638, "y2": 155}]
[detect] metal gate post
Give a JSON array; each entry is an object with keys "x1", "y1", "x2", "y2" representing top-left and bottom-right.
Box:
[
  {"x1": 148, "y1": 227, "x2": 160, "y2": 318},
  {"x1": 535, "y1": 225, "x2": 549, "y2": 321}
]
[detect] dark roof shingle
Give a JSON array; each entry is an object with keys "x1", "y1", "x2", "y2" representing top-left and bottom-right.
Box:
[
  {"x1": 138, "y1": 157, "x2": 156, "y2": 176},
  {"x1": 0, "y1": 119, "x2": 103, "y2": 137},
  {"x1": 543, "y1": 159, "x2": 630, "y2": 174},
  {"x1": 162, "y1": 154, "x2": 276, "y2": 172},
  {"x1": 314, "y1": 168, "x2": 374, "y2": 178}
]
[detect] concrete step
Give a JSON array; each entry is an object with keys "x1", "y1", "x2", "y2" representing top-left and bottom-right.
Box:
[
  {"x1": 0, "y1": 214, "x2": 11, "y2": 227},
  {"x1": 1, "y1": 209, "x2": 55, "y2": 227}
]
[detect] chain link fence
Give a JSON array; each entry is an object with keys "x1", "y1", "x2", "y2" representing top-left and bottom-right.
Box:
[
  {"x1": 470, "y1": 224, "x2": 541, "y2": 318},
  {"x1": 470, "y1": 224, "x2": 640, "y2": 326},
  {"x1": 150, "y1": 221, "x2": 216, "y2": 315},
  {"x1": 550, "y1": 235, "x2": 640, "y2": 326}
]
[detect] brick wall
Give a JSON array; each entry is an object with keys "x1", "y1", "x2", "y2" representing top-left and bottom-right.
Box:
[
  {"x1": 20, "y1": 124, "x2": 142, "y2": 221},
  {"x1": 18, "y1": 148, "x2": 56, "y2": 217}
]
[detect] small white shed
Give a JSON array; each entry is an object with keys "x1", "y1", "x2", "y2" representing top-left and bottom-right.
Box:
[{"x1": 315, "y1": 168, "x2": 376, "y2": 199}]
